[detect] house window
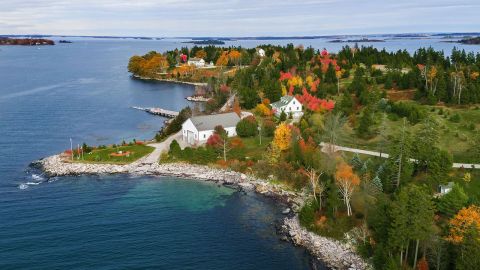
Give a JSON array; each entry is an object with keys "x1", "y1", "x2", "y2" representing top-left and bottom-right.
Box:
[
  {"x1": 297, "y1": 107, "x2": 299, "y2": 110},
  {"x1": 293, "y1": 101, "x2": 296, "y2": 104},
  {"x1": 204, "y1": 134, "x2": 206, "y2": 139}
]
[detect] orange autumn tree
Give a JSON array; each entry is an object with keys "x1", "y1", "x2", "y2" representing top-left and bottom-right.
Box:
[
  {"x1": 228, "y1": 50, "x2": 241, "y2": 66},
  {"x1": 446, "y1": 205, "x2": 480, "y2": 244},
  {"x1": 273, "y1": 123, "x2": 292, "y2": 151},
  {"x1": 216, "y1": 51, "x2": 229, "y2": 67},
  {"x1": 335, "y1": 162, "x2": 360, "y2": 216},
  {"x1": 195, "y1": 49, "x2": 207, "y2": 59}
]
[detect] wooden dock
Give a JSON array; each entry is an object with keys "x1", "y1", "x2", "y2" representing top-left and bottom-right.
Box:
[{"x1": 132, "y1": 106, "x2": 179, "y2": 118}]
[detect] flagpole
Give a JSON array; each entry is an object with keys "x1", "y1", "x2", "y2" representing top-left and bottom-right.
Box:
[{"x1": 70, "y1": 138, "x2": 73, "y2": 161}]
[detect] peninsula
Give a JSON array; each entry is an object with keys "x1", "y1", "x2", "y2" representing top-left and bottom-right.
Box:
[
  {"x1": 36, "y1": 43, "x2": 480, "y2": 270},
  {"x1": 0, "y1": 37, "x2": 55, "y2": 46}
]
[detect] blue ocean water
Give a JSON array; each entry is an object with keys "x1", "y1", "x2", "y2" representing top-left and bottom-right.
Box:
[{"x1": 0, "y1": 37, "x2": 478, "y2": 269}]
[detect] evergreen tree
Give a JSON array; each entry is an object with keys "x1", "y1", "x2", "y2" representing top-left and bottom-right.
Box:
[
  {"x1": 437, "y1": 184, "x2": 469, "y2": 217},
  {"x1": 372, "y1": 175, "x2": 383, "y2": 192},
  {"x1": 456, "y1": 227, "x2": 480, "y2": 270},
  {"x1": 324, "y1": 63, "x2": 337, "y2": 84}
]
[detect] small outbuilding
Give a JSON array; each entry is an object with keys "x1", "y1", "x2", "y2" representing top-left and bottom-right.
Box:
[
  {"x1": 439, "y1": 182, "x2": 454, "y2": 195},
  {"x1": 270, "y1": 95, "x2": 303, "y2": 118},
  {"x1": 182, "y1": 112, "x2": 241, "y2": 145}
]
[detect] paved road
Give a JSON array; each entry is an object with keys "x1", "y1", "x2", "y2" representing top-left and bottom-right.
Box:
[
  {"x1": 142, "y1": 131, "x2": 186, "y2": 164},
  {"x1": 320, "y1": 142, "x2": 479, "y2": 169}
]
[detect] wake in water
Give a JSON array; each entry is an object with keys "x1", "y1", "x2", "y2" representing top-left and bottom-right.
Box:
[{"x1": 18, "y1": 171, "x2": 47, "y2": 190}]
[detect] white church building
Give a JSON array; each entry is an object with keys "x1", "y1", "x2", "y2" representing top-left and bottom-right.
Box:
[
  {"x1": 270, "y1": 95, "x2": 303, "y2": 118},
  {"x1": 181, "y1": 112, "x2": 241, "y2": 145}
]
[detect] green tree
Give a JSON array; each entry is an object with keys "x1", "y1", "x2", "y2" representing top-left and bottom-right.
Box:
[
  {"x1": 437, "y1": 184, "x2": 469, "y2": 217},
  {"x1": 456, "y1": 227, "x2": 480, "y2": 270},
  {"x1": 320, "y1": 112, "x2": 347, "y2": 155},
  {"x1": 357, "y1": 106, "x2": 375, "y2": 138},
  {"x1": 236, "y1": 116, "x2": 258, "y2": 137}
]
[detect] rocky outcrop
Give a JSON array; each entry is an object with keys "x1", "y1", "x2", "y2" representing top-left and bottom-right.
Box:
[{"x1": 283, "y1": 217, "x2": 370, "y2": 270}]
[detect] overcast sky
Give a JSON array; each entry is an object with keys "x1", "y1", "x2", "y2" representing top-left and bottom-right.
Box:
[{"x1": 1, "y1": 0, "x2": 479, "y2": 37}]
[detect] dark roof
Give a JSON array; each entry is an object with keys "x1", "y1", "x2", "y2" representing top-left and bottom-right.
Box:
[{"x1": 190, "y1": 112, "x2": 240, "y2": 131}]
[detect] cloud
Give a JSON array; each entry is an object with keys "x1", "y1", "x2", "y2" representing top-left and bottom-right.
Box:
[{"x1": 0, "y1": 0, "x2": 478, "y2": 36}]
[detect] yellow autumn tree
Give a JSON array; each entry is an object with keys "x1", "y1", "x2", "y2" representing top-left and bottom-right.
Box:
[
  {"x1": 255, "y1": 103, "x2": 272, "y2": 116},
  {"x1": 195, "y1": 49, "x2": 207, "y2": 59},
  {"x1": 216, "y1": 51, "x2": 229, "y2": 67},
  {"x1": 273, "y1": 123, "x2": 292, "y2": 151},
  {"x1": 446, "y1": 205, "x2": 480, "y2": 244}
]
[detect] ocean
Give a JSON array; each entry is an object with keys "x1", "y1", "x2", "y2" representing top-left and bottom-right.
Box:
[{"x1": 0, "y1": 36, "x2": 478, "y2": 269}]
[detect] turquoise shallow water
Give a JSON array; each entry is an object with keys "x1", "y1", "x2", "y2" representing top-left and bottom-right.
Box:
[{"x1": 0, "y1": 176, "x2": 319, "y2": 269}]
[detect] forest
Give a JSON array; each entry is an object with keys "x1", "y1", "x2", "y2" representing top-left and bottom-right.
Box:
[{"x1": 129, "y1": 44, "x2": 480, "y2": 270}]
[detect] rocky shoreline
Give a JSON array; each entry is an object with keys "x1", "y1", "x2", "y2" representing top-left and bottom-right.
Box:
[
  {"x1": 31, "y1": 154, "x2": 368, "y2": 270},
  {"x1": 132, "y1": 74, "x2": 208, "y2": 86}
]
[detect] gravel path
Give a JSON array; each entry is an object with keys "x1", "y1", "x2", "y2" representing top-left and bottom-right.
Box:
[{"x1": 320, "y1": 142, "x2": 479, "y2": 169}]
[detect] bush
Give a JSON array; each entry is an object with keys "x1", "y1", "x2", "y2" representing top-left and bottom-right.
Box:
[
  {"x1": 169, "y1": 140, "x2": 181, "y2": 157},
  {"x1": 390, "y1": 101, "x2": 426, "y2": 124},
  {"x1": 449, "y1": 113, "x2": 461, "y2": 123},
  {"x1": 262, "y1": 119, "x2": 276, "y2": 137},
  {"x1": 236, "y1": 115, "x2": 258, "y2": 137}
]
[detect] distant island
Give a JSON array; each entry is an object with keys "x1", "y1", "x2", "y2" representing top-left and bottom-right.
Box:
[
  {"x1": 59, "y1": 40, "x2": 73, "y2": 43},
  {"x1": 329, "y1": 38, "x2": 384, "y2": 43},
  {"x1": 0, "y1": 38, "x2": 55, "y2": 46},
  {"x1": 458, "y1": 37, "x2": 480, "y2": 45},
  {"x1": 183, "y1": 39, "x2": 226, "y2": 45}
]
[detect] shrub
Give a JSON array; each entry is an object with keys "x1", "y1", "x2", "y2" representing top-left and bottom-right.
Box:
[
  {"x1": 262, "y1": 119, "x2": 276, "y2": 137},
  {"x1": 390, "y1": 101, "x2": 426, "y2": 124},
  {"x1": 449, "y1": 113, "x2": 461, "y2": 123},
  {"x1": 169, "y1": 140, "x2": 181, "y2": 157},
  {"x1": 236, "y1": 115, "x2": 258, "y2": 137}
]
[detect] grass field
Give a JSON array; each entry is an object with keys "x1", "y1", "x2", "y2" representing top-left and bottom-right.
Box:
[
  {"x1": 76, "y1": 144, "x2": 154, "y2": 164},
  {"x1": 229, "y1": 136, "x2": 273, "y2": 161},
  {"x1": 342, "y1": 103, "x2": 480, "y2": 163}
]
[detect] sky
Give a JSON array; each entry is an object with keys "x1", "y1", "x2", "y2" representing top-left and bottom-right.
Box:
[{"x1": 0, "y1": 0, "x2": 479, "y2": 37}]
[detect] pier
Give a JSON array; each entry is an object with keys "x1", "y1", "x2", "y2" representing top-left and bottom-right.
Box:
[{"x1": 131, "y1": 106, "x2": 179, "y2": 118}]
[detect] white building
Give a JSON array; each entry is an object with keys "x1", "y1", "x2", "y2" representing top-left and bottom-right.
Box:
[
  {"x1": 257, "y1": 48, "x2": 266, "y2": 57},
  {"x1": 182, "y1": 112, "x2": 241, "y2": 145},
  {"x1": 187, "y1": 57, "x2": 205, "y2": 68},
  {"x1": 439, "y1": 182, "x2": 454, "y2": 195},
  {"x1": 270, "y1": 95, "x2": 303, "y2": 118}
]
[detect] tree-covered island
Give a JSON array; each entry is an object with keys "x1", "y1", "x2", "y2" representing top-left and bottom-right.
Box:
[{"x1": 127, "y1": 44, "x2": 480, "y2": 269}]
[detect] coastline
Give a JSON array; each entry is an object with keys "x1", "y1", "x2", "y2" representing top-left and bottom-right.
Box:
[
  {"x1": 132, "y1": 74, "x2": 208, "y2": 86},
  {"x1": 31, "y1": 154, "x2": 369, "y2": 270}
]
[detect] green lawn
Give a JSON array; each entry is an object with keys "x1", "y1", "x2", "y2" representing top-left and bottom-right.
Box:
[
  {"x1": 75, "y1": 144, "x2": 154, "y2": 164},
  {"x1": 342, "y1": 104, "x2": 480, "y2": 163},
  {"x1": 230, "y1": 136, "x2": 273, "y2": 161}
]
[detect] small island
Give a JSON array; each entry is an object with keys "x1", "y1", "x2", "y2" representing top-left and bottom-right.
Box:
[
  {"x1": 183, "y1": 39, "x2": 226, "y2": 45},
  {"x1": 458, "y1": 36, "x2": 480, "y2": 45},
  {"x1": 329, "y1": 38, "x2": 384, "y2": 43},
  {"x1": 0, "y1": 37, "x2": 55, "y2": 46}
]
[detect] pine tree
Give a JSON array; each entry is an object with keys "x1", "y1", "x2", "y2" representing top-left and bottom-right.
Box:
[
  {"x1": 372, "y1": 175, "x2": 383, "y2": 192},
  {"x1": 456, "y1": 227, "x2": 480, "y2": 270}
]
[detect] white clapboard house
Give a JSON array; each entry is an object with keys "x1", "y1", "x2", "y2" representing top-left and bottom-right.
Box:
[
  {"x1": 182, "y1": 112, "x2": 241, "y2": 145},
  {"x1": 187, "y1": 57, "x2": 205, "y2": 68},
  {"x1": 270, "y1": 95, "x2": 303, "y2": 117}
]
